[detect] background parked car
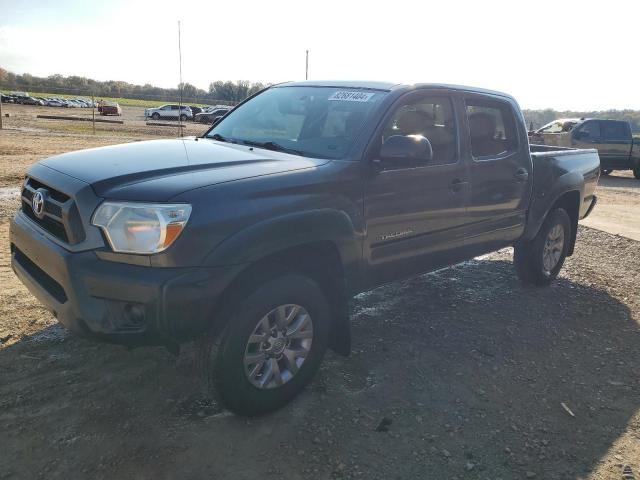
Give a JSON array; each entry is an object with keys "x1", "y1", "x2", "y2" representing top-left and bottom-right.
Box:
[
  {"x1": 46, "y1": 99, "x2": 64, "y2": 107},
  {"x1": 144, "y1": 104, "x2": 192, "y2": 121},
  {"x1": 100, "y1": 101, "x2": 122, "y2": 116},
  {"x1": 530, "y1": 118, "x2": 640, "y2": 179},
  {"x1": 22, "y1": 97, "x2": 45, "y2": 106},
  {"x1": 194, "y1": 107, "x2": 231, "y2": 123},
  {"x1": 189, "y1": 105, "x2": 204, "y2": 117}
]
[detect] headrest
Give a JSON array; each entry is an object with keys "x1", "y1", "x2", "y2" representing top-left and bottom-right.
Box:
[
  {"x1": 396, "y1": 110, "x2": 434, "y2": 135},
  {"x1": 345, "y1": 111, "x2": 366, "y2": 135},
  {"x1": 469, "y1": 112, "x2": 497, "y2": 139}
]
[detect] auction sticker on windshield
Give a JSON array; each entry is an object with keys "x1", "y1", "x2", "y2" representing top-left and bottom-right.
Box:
[{"x1": 328, "y1": 91, "x2": 375, "y2": 102}]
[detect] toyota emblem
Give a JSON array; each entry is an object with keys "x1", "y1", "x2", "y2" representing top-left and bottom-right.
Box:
[{"x1": 32, "y1": 190, "x2": 46, "y2": 219}]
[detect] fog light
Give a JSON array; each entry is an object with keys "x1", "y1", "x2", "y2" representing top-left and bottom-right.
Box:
[{"x1": 123, "y1": 303, "x2": 145, "y2": 327}]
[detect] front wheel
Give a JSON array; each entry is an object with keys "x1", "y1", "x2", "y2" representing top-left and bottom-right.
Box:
[
  {"x1": 151, "y1": 112, "x2": 160, "y2": 120},
  {"x1": 198, "y1": 274, "x2": 330, "y2": 416},
  {"x1": 601, "y1": 169, "x2": 612, "y2": 176},
  {"x1": 514, "y1": 208, "x2": 571, "y2": 286},
  {"x1": 634, "y1": 166, "x2": 640, "y2": 180}
]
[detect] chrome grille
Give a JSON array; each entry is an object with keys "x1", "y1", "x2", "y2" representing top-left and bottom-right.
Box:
[{"x1": 21, "y1": 177, "x2": 85, "y2": 244}]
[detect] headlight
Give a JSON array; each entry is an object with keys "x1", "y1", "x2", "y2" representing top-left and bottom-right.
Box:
[{"x1": 92, "y1": 202, "x2": 192, "y2": 254}]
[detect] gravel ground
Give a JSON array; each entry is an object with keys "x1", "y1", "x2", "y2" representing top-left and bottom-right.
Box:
[
  {"x1": 1, "y1": 225, "x2": 639, "y2": 480},
  {"x1": 0, "y1": 118, "x2": 639, "y2": 479}
]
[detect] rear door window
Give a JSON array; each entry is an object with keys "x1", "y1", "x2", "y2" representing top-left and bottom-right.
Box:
[
  {"x1": 465, "y1": 99, "x2": 518, "y2": 158},
  {"x1": 601, "y1": 121, "x2": 630, "y2": 141}
]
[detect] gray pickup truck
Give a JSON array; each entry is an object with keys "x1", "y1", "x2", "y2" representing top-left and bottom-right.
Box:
[
  {"x1": 10, "y1": 82, "x2": 600, "y2": 415},
  {"x1": 530, "y1": 118, "x2": 640, "y2": 178}
]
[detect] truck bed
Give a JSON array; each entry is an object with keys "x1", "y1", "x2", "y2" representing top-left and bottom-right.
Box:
[{"x1": 528, "y1": 144, "x2": 600, "y2": 223}]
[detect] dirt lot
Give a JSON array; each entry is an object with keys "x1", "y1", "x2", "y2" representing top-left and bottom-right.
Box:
[
  {"x1": 0, "y1": 109, "x2": 639, "y2": 479},
  {"x1": 582, "y1": 171, "x2": 640, "y2": 241}
]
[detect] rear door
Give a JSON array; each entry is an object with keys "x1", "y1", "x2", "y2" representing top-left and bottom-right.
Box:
[
  {"x1": 600, "y1": 121, "x2": 633, "y2": 169},
  {"x1": 462, "y1": 94, "x2": 533, "y2": 247},
  {"x1": 364, "y1": 90, "x2": 470, "y2": 286}
]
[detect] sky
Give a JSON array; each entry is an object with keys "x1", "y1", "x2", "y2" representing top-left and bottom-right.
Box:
[{"x1": 0, "y1": 0, "x2": 638, "y2": 110}]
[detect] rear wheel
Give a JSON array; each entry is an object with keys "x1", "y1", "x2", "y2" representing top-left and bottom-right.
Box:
[
  {"x1": 180, "y1": 114, "x2": 187, "y2": 122},
  {"x1": 514, "y1": 208, "x2": 571, "y2": 286},
  {"x1": 198, "y1": 274, "x2": 330, "y2": 416}
]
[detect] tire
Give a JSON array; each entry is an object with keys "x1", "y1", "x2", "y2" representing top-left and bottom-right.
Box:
[
  {"x1": 514, "y1": 208, "x2": 572, "y2": 286},
  {"x1": 634, "y1": 166, "x2": 640, "y2": 180},
  {"x1": 180, "y1": 114, "x2": 187, "y2": 122},
  {"x1": 601, "y1": 169, "x2": 612, "y2": 176},
  {"x1": 198, "y1": 274, "x2": 330, "y2": 416},
  {"x1": 151, "y1": 112, "x2": 160, "y2": 120}
]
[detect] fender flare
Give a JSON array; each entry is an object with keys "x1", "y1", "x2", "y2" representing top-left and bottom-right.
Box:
[
  {"x1": 204, "y1": 208, "x2": 362, "y2": 277},
  {"x1": 521, "y1": 171, "x2": 583, "y2": 243}
]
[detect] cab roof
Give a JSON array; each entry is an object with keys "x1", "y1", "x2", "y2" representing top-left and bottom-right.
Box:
[{"x1": 280, "y1": 80, "x2": 516, "y2": 100}]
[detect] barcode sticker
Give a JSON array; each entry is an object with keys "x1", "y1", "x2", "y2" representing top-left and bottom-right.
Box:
[{"x1": 328, "y1": 91, "x2": 375, "y2": 102}]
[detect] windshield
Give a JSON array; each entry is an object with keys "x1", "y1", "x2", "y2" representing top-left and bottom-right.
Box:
[
  {"x1": 537, "y1": 120, "x2": 578, "y2": 134},
  {"x1": 206, "y1": 86, "x2": 387, "y2": 159}
]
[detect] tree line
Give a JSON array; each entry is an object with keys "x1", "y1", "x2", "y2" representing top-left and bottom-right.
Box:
[
  {"x1": 2, "y1": 68, "x2": 640, "y2": 129},
  {"x1": 0, "y1": 67, "x2": 267, "y2": 104}
]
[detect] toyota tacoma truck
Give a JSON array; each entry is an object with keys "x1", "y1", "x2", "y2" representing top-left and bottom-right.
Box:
[
  {"x1": 10, "y1": 82, "x2": 600, "y2": 415},
  {"x1": 529, "y1": 118, "x2": 640, "y2": 178}
]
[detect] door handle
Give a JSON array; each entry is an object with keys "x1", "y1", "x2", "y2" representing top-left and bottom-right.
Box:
[
  {"x1": 449, "y1": 178, "x2": 467, "y2": 193},
  {"x1": 514, "y1": 168, "x2": 529, "y2": 182}
]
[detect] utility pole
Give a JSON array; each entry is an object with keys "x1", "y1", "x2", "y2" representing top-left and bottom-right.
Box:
[
  {"x1": 0, "y1": 94, "x2": 3, "y2": 130},
  {"x1": 305, "y1": 50, "x2": 309, "y2": 80},
  {"x1": 92, "y1": 91, "x2": 96, "y2": 135},
  {"x1": 178, "y1": 21, "x2": 183, "y2": 138}
]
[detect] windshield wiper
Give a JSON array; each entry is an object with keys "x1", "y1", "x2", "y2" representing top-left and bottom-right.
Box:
[
  {"x1": 209, "y1": 133, "x2": 229, "y2": 142},
  {"x1": 239, "y1": 139, "x2": 305, "y2": 156}
]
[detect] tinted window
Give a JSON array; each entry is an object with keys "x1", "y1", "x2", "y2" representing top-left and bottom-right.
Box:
[
  {"x1": 465, "y1": 99, "x2": 518, "y2": 158},
  {"x1": 578, "y1": 121, "x2": 600, "y2": 140},
  {"x1": 602, "y1": 121, "x2": 629, "y2": 141},
  {"x1": 382, "y1": 96, "x2": 457, "y2": 165}
]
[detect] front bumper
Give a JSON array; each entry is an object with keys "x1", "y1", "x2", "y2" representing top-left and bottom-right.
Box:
[
  {"x1": 10, "y1": 211, "x2": 244, "y2": 346},
  {"x1": 581, "y1": 195, "x2": 598, "y2": 220}
]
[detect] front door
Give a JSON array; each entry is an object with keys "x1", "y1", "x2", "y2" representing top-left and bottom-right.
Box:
[
  {"x1": 573, "y1": 119, "x2": 603, "y2": 152},
  {"x1": 363, "y1": 92, "x2": 470, "y2": 287}
]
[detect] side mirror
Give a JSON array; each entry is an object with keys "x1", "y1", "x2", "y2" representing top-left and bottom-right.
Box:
[{"x1": 379, "y1": 135, "x2": 433, "y2": 165}]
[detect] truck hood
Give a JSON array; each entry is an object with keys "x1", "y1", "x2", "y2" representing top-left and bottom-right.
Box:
[{"x1": 40, "y1": 138, "x2": 330, "y2": 201}]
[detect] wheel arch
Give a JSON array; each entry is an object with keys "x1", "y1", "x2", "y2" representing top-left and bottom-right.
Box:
[
  {"x1": 523, "y1": 189, "x2": 581, "y2": 256},
  {"x1": 204, "y1": 209, "x2": 361, "y2": 356},
  {"x1": 208, "y1": 240, "x2": 352, "y2": 356}
]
